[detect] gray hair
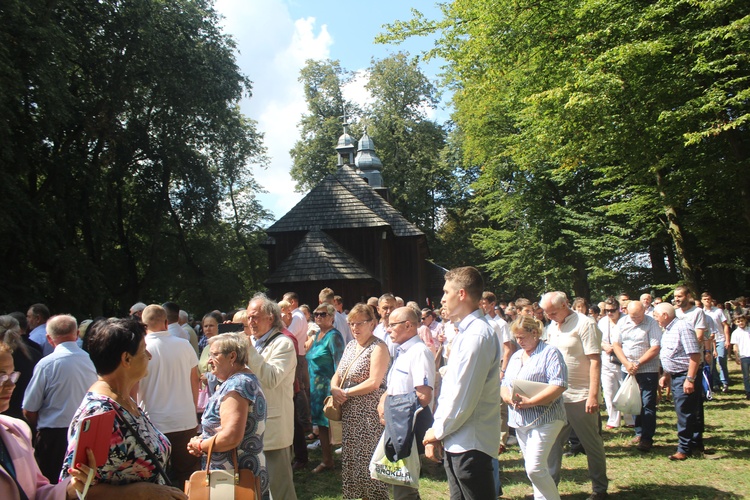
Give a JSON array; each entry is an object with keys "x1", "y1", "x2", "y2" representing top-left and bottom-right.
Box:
[
  {"x1": 47, "y1": 314, "x2": 79, "y2": 338},
  {"x1": 314, "y1": 303, "x2": 336, "y2": 317},
  {"x1": 179, "y1": 310, "x2": 189, "y2": 322},
  {"x1": 0, "y1": 315, "x2": 24, "y2": 353},
  {"x1": 249, "y1": 292, "x2": 283, "y2": 330},
  {"x1": 130, "y1": 302, "x2": 147, "y2": 313},
  {"x1": 541, "y1": 291, "x2": 568, "y2": 309},
  {"x1": 208, "y1": 332, "x2": 250, "y2": 366}
]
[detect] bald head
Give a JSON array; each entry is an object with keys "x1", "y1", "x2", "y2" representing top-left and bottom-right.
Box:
[
  {"x1": 387, "y1": 307, "x2": 419, "y2": 345},
  {"x1": 46, "y1": 315, "x2": 79, "y2": 344},
  {"x1": 627, "y1": 300, "x2": 646, "y2": 325}
]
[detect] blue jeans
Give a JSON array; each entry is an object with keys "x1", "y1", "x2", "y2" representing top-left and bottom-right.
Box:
[
  {"x1": 741, "y1": 357, "x2": 750, "y2": 394},
  {"x1": 635, "y1": 372, "x2": 658, "y2": 442},
  {"x1": 671, "y1": 373, "x2": 703, "y2": 454},
  {"x1": 712, "y1": 341, "x2": 729, "y2": 386}
]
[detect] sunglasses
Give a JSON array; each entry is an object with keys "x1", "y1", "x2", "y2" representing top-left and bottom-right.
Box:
[
  {"x1": 604, "y1": 309, "x2": 618, "y2": 313},
  {"x1": 314, "y1": 312, "x2": 329, "y2": 318}
]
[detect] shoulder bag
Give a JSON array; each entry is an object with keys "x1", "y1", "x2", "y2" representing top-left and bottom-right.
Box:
[
  {"x1": 114, "y1": 406, "x2": 172, "y2": 486},
  {"x1": 185, "y1": 436, "x2": 261, "y2": 500},
  {"x1": 324, "y1": 337, "x2": 375, "y2": 421}
]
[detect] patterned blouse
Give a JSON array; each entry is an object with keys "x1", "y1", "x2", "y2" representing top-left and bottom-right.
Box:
[
  {"x1": 61, "y1": 393, "x2": 170, "y2": 484},
  {"x1": 200, "y1": 371, "x2": 268, "y2": 495}
]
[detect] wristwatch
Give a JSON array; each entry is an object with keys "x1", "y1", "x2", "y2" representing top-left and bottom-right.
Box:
[{"x1": 686, "y1": 375, "x2": 695, "y2": 383}]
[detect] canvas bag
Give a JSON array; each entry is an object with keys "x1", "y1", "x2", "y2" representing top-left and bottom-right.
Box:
[
  {"x1": 369, "y1": 407, "x2": 422, "y2": 489},
  {"x1": 613, "y1": 374, "x2": 642, "y2": 415}
]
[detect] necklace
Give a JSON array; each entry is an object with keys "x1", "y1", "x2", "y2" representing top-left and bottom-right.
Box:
[{"x1": 102, "y1": 381, "x2": 139, "y2": 414}]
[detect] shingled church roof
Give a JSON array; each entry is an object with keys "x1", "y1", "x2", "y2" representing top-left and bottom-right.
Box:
[
  {"x1": 265, "y1": 230, "x2": 375, "y2": 284},
  {"x1": 266, "y1": 165, "x2": 423, "y2": 238}
]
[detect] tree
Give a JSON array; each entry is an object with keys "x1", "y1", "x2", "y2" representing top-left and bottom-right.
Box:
[
  {"x1": 0, "y1": 0, "x2": 269, "y2": 316},
  {"x1": 380, "y1": 0, "x2": 750, "y2": 298},
  {"x1": 289, "y1": 59, "x2": 361, "y2": 192},
  {"x1": 364, "y1": 53, "x2": 448, "y2": 236}
]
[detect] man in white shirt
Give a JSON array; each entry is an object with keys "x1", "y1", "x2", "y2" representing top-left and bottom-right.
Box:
[
  {"x1": 139, "y1": 304, "x2": 200, "y2": 484},
  {"x1": 640, "y1": 293, "x2": 655, "y2": 316},
  {"x1": 542, "y1": 291, "x2": 608, "y2": 500},
  {"x1": 22, "y1": 314, "x2": 97, "y2": 483},
  {"x1": 161, "y1": 301, "x2": 190, "y2": 341},
  {"x1": 379, "y1": 307, "x2": 435, "y2": 500},
  {"x1": 701, "y1": 292, "x2": 730, "y2": 391},
  {"x1": 423, "y1": 266, "x2": 501, "y2": 500},
  {"x1": 373, "y1": 293, "x2": 397, "y2": 356}
]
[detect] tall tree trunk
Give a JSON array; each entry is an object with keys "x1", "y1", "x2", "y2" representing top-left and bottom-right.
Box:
[{"x1": 656, "y1": 170, "x2": 699, "y2": 293}]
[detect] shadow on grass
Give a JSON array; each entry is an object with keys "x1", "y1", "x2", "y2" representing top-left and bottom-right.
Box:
[{"x1": 612, "y1": 483, "x2": 743, "y2": 499}]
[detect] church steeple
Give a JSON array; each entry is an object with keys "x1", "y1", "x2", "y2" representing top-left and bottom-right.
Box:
[
  {"x1": 355, "y1": 126, "x2": 383, "y2": 188},
  {"x1": 335, "y1": 108, "x2": 356, "y2": 166}
]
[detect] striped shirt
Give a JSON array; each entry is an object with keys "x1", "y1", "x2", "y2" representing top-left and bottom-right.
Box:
[
  {"x1": 616, "y1": 314, "x2": 662, "y2": 373},
  {"x1": 659, "y1": 318, "x2": 700, "y2": 374},
  {"x1": 502, "y1": 341, "x2": 567, "y2": 428}
]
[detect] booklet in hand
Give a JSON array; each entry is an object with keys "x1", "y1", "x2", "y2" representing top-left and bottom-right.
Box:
[{"x1": 512, "y1": 379, "x2": 554, "y2": 406}]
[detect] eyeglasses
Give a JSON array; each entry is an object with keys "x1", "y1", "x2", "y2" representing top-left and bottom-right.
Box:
[
  {"x1": 313, "y1": 312, "x2": 328, "y2": 318},
  {"x1": 0, "y1": 372, "x2": 20, "y2": 386},
  {"x1": 208, "y1": 351, "x2": 224, "y2": 359},
  {"x1": 389, "y1": 320, "x2": 408, "y2": 328},
  {"x1": 604, "y1": 309, "x2": 618, "y2": 313},
  {"x1": 348, "y1": 320, "x2": 370, "y2": 328},
  {"x1": 421, "y1": 316, "x2": 429, "y2": 321}
]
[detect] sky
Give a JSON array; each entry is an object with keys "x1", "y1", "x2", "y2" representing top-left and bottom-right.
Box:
[{"x1": 213, "y1": 0, "x2": 448, "y2": 223}]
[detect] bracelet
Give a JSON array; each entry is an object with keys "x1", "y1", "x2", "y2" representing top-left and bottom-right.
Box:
[
  {"x1": 345, "y1": 388, "x2": 349, "y2": 396},
  {"x1": 198, "y1": 439, "x2": 203, "y2": 453}
]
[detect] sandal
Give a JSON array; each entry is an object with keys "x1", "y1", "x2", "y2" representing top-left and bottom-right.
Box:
[
  {"x1": 312, "y1": 463, "x2": 334, "y2": 473},
  {"x1": 306, "y1": 432, "x2": 319, "y2": 441}
]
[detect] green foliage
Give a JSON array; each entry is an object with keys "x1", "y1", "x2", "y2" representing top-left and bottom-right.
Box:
[
  {"x1": 289, "y1": 59, "x2": 362, "y2": 192},
  {"x1": 381, "y1": 0, "x2": 750, "y2": 299},
  {"x1": 0, "y1": 0, "x2": 270, "y2": 316}
]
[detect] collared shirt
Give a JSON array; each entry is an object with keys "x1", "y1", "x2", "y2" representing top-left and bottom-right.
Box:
[
  {"x1": 428, "y1": 320, "x2": 443, "y2": 339},
  {"x1": 387, "y1": 335, "x2": 435, "y2": 396},
  {"x1": 502, "y1": 340, "x2": 567, "y2": 428},
  {"x1": 373, "y1": 323, "x2": 396, "y2": 357},
  {"x1": 660, "y1": 318, "x2": 700, "y2": 374},
  {"x1": 28, "y1": 324, "x2": 54, "y2": 357},
  {"x1": 616, "y1": 314, "x2": 662, "y2": 373},
  {"x1": 545, "y1": 311, "x2": 602, "y2": 403},
  {"x1": 22, "y1": 341, "x2": 97, "y2": 428},
  {"x1": 432, "y1": 309, "x2": 501, "y2": 457},
  {"x1": 254, "y1": 329, "x2": 273, "y2": 351},
  {"x1": 167, "y1": 322, "x2": 189, "y2": 341}
]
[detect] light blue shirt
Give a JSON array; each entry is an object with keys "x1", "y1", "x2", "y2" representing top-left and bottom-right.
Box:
[
  {"x1": 22, "y1": 341, "x2": 97, "y2": 428},
  {"x1": 432, "y1": 309, "x2": 501, "y2": 457},
  {"x1": 28, "y1": 324, "x2": 54, "y2": 357}
]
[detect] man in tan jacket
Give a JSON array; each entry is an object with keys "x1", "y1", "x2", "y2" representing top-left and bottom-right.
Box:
[{"x1": 246, "y1": 293, "x2": 298, "y2": 500}]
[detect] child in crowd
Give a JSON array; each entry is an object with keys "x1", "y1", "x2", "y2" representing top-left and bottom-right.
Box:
[{"x1": 730, "y1": 314, "x2": 750, "y2": 399}]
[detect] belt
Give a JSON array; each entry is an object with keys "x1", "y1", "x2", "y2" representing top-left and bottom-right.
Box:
[{"x1": 669, "y1": 371, "x2": 687, "y2": 377}]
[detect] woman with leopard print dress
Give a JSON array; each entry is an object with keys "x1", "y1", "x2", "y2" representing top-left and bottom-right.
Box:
[{"x1": 330, "y1": 303, "x2": 390, "y2": 500}]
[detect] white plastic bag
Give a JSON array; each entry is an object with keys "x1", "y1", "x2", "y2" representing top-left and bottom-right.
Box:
[
  {"x1": 369, "y1": 431, "x2": 420, "y2": 489},
  {"x1": 613, "y1": 374, "x2": 642, "y2": 415}
]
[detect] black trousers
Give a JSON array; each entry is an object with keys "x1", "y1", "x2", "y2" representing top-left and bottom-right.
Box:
[
  {"x1": 35, "y1": 427, "x2": 69, "y2": 484},
  {"x1": 444, "y1": 449, "x2": 495, "y2": 500}
]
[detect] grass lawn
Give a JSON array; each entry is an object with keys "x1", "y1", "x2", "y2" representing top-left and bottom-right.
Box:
[{"x1": 295, "y1": 363, "x2": 750, "y2": 499}]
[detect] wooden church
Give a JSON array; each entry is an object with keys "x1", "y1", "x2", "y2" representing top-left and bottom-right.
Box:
[{"x1": 262, "y1": 124, "x2": 446, "y2": 307}]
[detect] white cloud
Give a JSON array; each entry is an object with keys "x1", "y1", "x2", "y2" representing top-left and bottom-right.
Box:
[{"x1": 214, "y1": 1, "x2": 333, "y2": 221}]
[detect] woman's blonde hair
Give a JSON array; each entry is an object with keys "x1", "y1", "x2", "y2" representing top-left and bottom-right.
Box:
[
  {"x1": 347, "y1": 303, "x2": 375, "y2": 322},
  {"x1": 208, "y1": 332, "x2": 250, "y2": 366},
  {"x1": 510, "y1": 315, "x2": 544, "y2": 337}
]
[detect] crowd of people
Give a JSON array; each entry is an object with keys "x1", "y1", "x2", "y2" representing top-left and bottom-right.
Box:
[{"x1": 1, "y1": 274, "x2": 749, "y2": 499}]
